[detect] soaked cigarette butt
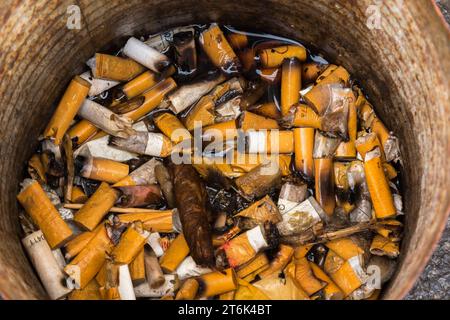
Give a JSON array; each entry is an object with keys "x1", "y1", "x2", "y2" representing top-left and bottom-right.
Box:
[
  {"x1": 112, "y1": 223, "x2": 150, "y2": 264},
  {"x1": 17, "y1": 179, "x2": 73, "y2": 249},
  {"x1": 77, "y1": 99, "x2": 135, "y2": 138},
  {"x1": 215, "y1": 96, "x2": 243, "y2": 123},
  {"x1": 335, "y1": 97, "x2": 357, "y2": 159},
  {"x1": 309, "y1": 262, "x2": 344, "y2": 300},
  {"x1": 313, "y1": 131, "x2": 341, "y2": 158},
  {"x1": 238, "y1": 48, "x2": 256, "y2": 72},
  {"x1": 144, "y1": 26, "x2": 193, "y2": 52},
  {"x1": 370, "y1": 235, "x2": 400, "y2": 258},
  {"x1": 175, "y1": 256, "x2": 212, "y2": 280},
  {"x1": 154, "y1": 163, "x2": 176, "y2": 208},
  {"x1": 302, "y1": 62, "x2": 329, "y2": 85},
  {"x1": 239, "y1": 80, "x2": 268, "y2": 110},
  {"x1": 73, "y1": 182, "x2": 119, "y2": 231},
  {"x1": 235, "y1": 160, "x2": 282, "y2": 199},
  {"x1": 64, "y1": 224, "x2": 113, "y2": 289},
  {"x1": 259, "y1": 45, "x2": 307, "y2": 68},
  {"x1": 134, "y1": 274, "x2": 179, "y2": 298},
  {"x1": 40, "y1": 139, "x2": 65, "y2": 177},
  {"x1": 235, "y1": 195, "x2": 282, "y2": 224},
  {"x1": 28, "y1": 154, "x2": 47, "y2": 184},
  {"x1": 282, "y1": 103, "x2": 322, "y2": 129},
  {"x1": 123, "y1": 37, "x2": 171, "y2": 73},
  {"x1": 173, "y1": 30, "x2": 197, "y2": 74},
  {"x1": 227, "y1": 33, "x2": 248, "y2": 50},
  {"x1": 68, "y1": 280, "x2": 101, "y2": 300},
  {"x1": 109, "y1": 131, "x2": 173, "y2": 157},
  {"x1": 293, "y1": 127, "x2": 315, "y2": 180},
  {"x1": 238, "y1": 111, "x2": 279, "y2": 131},
  {"x1": 316, "y1": 65, "x2": 350, "y2": 86},
  {"x1": 160, "y1": 234, "x2": 190, "y2": 273},
  {"x1": 198, "y1": 268, "x2": 238, "y2": 297},
  {"x1": 281, "y1": 57, "x2": 302, "y2": 116},
  {"x1": 113, "y1": 158, "x2": 160, "y2": 187},
  {"x1": 64, "y1": 229, "x2": 96, "y2": 260},
  {"x1": 22, "y1": 230, "x2": 72, "y2": 299},
  {"x1": 122, "y1": 67, "x2": 175, "y2": 99},
  {"x1": 80, "y1": 157, "x2": 129, "y2": 184},
  {"x1": 200, "y1": 23, "x2": 241, "y2": 74},
  {"x1": 259, "y1": 245, "x2": 294, "y2": 278},
  {"x1": 325, "y1": 237, "x2": 365, "y2": 260},
  {"x1": 90, "y1": 53, "x2": 146, "y2": 81},
  {"x1": 277, "y1": 182, "x2": 308, "y2": 214},
  {"x1": 314, "y1": 158, "x2": 335, "y2": 216},
  {"x1": 333, "y1": 162, "x2": 350, "y2": 192},
  {"x1": 202, "y1": 120, "x2": 238, "y2": 141},
  {"x1": 98, "y1": 259, "x2": 120, "y2": 300},
  {"x1": 236, "y1": 253, "x2": 270, "y2": 278},
  {"x1": 71, "y1": 186, "x2": 88, "y2": 204},
  {"x1": 248, "y1": 102, "x2": 281, "y2": 120},
  {"x1": 355, "y1": 132, "x2": 384, "y2": 160},
  {"x1": 68, "y1": 119, "x2": 99, "y2": 146},
  {"x1": 175, "y1": 278, "x2": 199, "y2": 300},
  {"x1": 246, "y1": 130, "x2": 294, "y2": 153},
  {"x1": 364, "y1": 148, "x2": 396, "y2": 219},
  {"x1": 129, "y1": 248, "x2": 146, "y2": 285},
  {"x1": 154, "y1": 112, "x2": 192, "y2": 143},
  {"x1": 43, "y1": 76, "x2": 91, "y2": 145},
  {"x1": 80, "y1": 71, "x2": 120, "y2": 97},
  {"x1": 145, "y1": 247, "x2": 165, "y2": 288},
  {"x1": 257, "y1": 67, "x2": 281, "y2": 84}
]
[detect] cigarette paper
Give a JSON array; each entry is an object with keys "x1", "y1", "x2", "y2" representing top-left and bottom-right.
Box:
[
  {"x1": 43, "y1": 75, "x2": 91, "y2": 145},
  {"x1": 293, "y1": 127, "x2": 315, "y2": 180},
  {"x1": 112, "y1": 223, "x2": 150, "y2": 264},
  {"x1": 134, "y1": 274, "x2": 179, "y2": 298},
  {"x1": 80, "y1": 71, "x2": 119, "y2": 97},
  {"x1": 215, "y1": 95, "x2": 243, "y2": 122},
  {"x1": 22, "y1": 231, "x2": 72, "y2": 299},
  {"x1": 109, "y1": 131, "x2": 173, "y2": 157},
  {"x1": 154, "y1": 112, "x2": 192, "y2": 143},
  {"x1": 198, "y1": 268, "x2": 238, "y2": 297},
  {"x1": 160, "y1": 234, "x2": 190, "y2": 273},
  {"x1": 238, "y1": 111, "x2": 279, "y2": 131},
  {"x1": 175, "y1": 278, "x2": 199, "y2": 300},
  {"x1": 113, "y1": 158, "x2": 160, "y2": 187},
  {"x1": 144, "y1": 248, "x2": 165, "y2": 288},
  {"x1": 212, "y1": 225, "x2": 241, "y2": 247},
  {"x1": 17, "y1": 179, "x2": 73, "y2": 249},
  {"x1": 123, "y1": 37, "x2": 171, "y2": 73},
  {"x1": 235, "y1": 195, "x2": 282, "y2": 224},
  {"x1": 246, "y1": 130, "x2": 294, "y2": 154},
  {"x1": 259, "y1": 45, "x2": 307, "y2": 68},
  {"x1": 91, "y1": 53, "x2": 146, "y2": 81},
  {"x1": 175, "y1": 256, "x2": 213, "y2": 280},
  {"x1": 281, "y1": 57, "x2": 302, "y2": 116}
]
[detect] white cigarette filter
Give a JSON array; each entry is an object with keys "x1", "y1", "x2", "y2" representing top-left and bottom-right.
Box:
[
  {"x1": 247, "y1": 225, "x2": 269, "y2": 252},
  {"x1": 22, "y1": 231, "x2": 72, "y2": 300},
  {"x1": 123, "y1": 37, "x2": 171, "y2": 73},
  {"x1": 134, "y1": 274, "x2": 179, "y2": 298},
  {"x1": 276, "y1": 196, "x2": 324, "y2": 236},
  {"x1": 77, "y1": 99, "x2": 134, "y2": 138},
  {"x1": 118, "y1": 265, "x2": 136, "y2": 300},
  {"x1": 146, "y1": 232, "x2": 165, "y2": 257},
  {"x1": 175, "y1": 256, "x2": 213, "y2": 280},
  {"x1": 79, "y1": 71, "x2": 119, "y2": 97}
]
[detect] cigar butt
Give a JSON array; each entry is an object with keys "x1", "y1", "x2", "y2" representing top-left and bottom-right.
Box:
[
  {"x1": 154, "y1": 112, "x2": 192, "y2": 144},
  {"x1": 238, "y1": 111, "x2": 279, "y2": 131},
  {"x1": 198, "y1": 268, "x2": 238, "y2": 297},
  {"x1": 294, "y1": 128, "x2": 315, "y2": 179},
  {"x1": 175, "y1": 278, "x2": 199, "y2": 300},
  {"x1": 259, "y1": 45, "x2": 307, "y2": 68},
  {"x1": 17, "y1": 179, "x2": 73, "y2": 249},
  {"x1": 92, "y1": 53, "x2": 146, "y2": 81},
  {"x1": 123, "y1": 37, "x2": 171, "y2": 73},
  {"x1": 73, "y1": 182, "x2": 119, "y2": 231},
  {"x1": 259, "y1": 245, "x2": 294, "y2": 278},
  {"x1": 248, "y1": 102, "x2": 281, "y2": 120},
  {"x1": 68, "y1": 280, "x2": 101, "y2": 300},
  {"x1": 22, "y1": 231, "x2": 72, "y2": 299},
  {"x1": 64, "y1": 230, "x2": 96, "y2": 260},
  {"x1": 112, "y1": 223, "x2": 149, "y2": 264},
  {"x1": 160, "y1": 234, "x2": 190, "y2": 273},
  {"x1": 71, "y1": 186, "x2": 88, "y2": 204},
  {"x1": 129, "y1": 248, "x2": 146, "y2": 285},
  {"x1": 281, "y1": 57, "x2": 302, "y2": 117},
  {"x1": 314, "y1": 158, "x2": 336, "y2": 216},
  {"x1": 68, "y1": 119, "x2": 99, "y2": 146},
  {"x1": 43, "y1": 76, "x2": 91, "y2": 145},
  {"x1": 145, "y1": 248, "x2": 165, "y2": 288}
]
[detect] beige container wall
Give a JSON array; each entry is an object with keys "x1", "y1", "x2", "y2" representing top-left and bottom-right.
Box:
[{"x1": 0, "y1": 0, "x2": 448, "y2": 299}]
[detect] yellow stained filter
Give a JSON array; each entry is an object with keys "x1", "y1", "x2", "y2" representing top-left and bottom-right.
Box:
[
  {"x1": 289, "y1": 104, "x2": 322, "y2": 129},
  {"x1": 371, "y1": 118, "x2": 390, "y2": 147},
  {"x1": 239, "y1": 111, "x2": 279, "y2": 131},
  {"x1": 325, "y1": 238, "x2": 364, "y2": 260},
  {"x1": 64, "y1": 230, "x2": 96, "y2": 260},
  {"x1": 259, "y1": 45, "x2": 307, "y2": 68},
  {"x1": 329, "y1": 260, "x2": 364, "y2": 297},
  {"x1": 71, "y1": 186, "x2": 88, "y2": 204},
  {"x1": 117, "y1": 211, "x2": 174, "y2": 233},
  {"x1": 17, "y1": 180, "x2": 73, "y2": 249},
  {"x1": 122, "y1": 66, "x2": 175, "y2": 99},
  {"x1": 259, "y1": 245, "x2": 294, "y2": 278},
  {"x1": 294, "y1": 128, "x2": 315, "y2": 179},
  {"x1": 236, "y1": 253, "x2": 270, "y2": 278},
  {"x1": 249, "y1": 102, "x2": 281, "y2": 120},
  {"x1": 370, "y1": 235, "x2": 400, "y2": 258},
  {"x1": 315, "y1": 66, "x2": 350, "y2": 86},
  {"x1": 302, "y1": 62, "x2": 328, "y2": 84},
  {"x1": 290, "y1": 258, "x2": 325, "y2": 296},
  {"x1": 212, "y1": 226, "x2": 241, "y2": 247},
  {"x1": 68, "y1": 280, "x2": 101, "y2": 300},
  {"x1": 227, "y1": 33, "x2": 248, "y2": 50},
  {"x1": 175, "y1": 278, "x2": 199, "y2": 300},
  {"x1": 154, "y1": 112, "x2": 192, "y2": 144},
  {"x1": 335, "y1": 98, "x2": 357, "y2": 159},
  {"x1": 129, "y1": 249, "x2": 146, "y2": 284},
  {"x1": 81, "y1": 158, "x2": 129, "y2": 184},
  {"x1": 234, "y1": 279, "x2": 270, "y2": 300},
  {"x1": 160, "y1": 234, "x2": 190, "y2": 273},
  {"x1": 333, "y1": 162, "x2": 350, "y2": 191},
  {"x1": 281, "y1": 57, "x2": 301, "y2": 116},
  {"x1": 294, "y1": 245, "x2": 313, "y2": 259},
  {"x1": 355, "y1": 132, "x2": 383, "y2": 160},
  {"x1": 309, "y1": 262, "x2": 344, "y2": 300},
  {"x1": 94, "y1": 53, "x2": 146, "y2": 81},
  {"x1": 202, "y1": 120, "x2": 238, "y2": 140},
  {"x1": 314, "y1": 158, "x2": 335, "y2": 216},
  {"x1": 223, "y1": 232, "x2": 258, "y2": 268},
  {"x1": 112, "y1": 224, "x2": 149, "y2": 265},
  {"x1": 198, "y1": 268, "x2": 238, "y2": 297},
  {"x1": 383, "y1": 162, "x2": 398, "y2": 180},
  {"x1": 43, "y1": 76, "x2": 91, "y2": 145},
  {"x1": 73, "y1": 182, "x2": 119, "y2": 231},
  {"x1": 68, "y1": 120, "x2": 99, "y2": 146}
]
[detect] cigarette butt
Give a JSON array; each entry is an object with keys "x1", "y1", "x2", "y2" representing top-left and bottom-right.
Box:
[
  {"x1": 129, "y1": 248, "x2": 146, "y2": 285},
  {"x1": 309, "y1": 262, "x2": 344, "y2": 300},
  {"x1": 175, "y1": 256, "x2": 212, "y2": 280},
  {"x1": 281, "y1": 57, "x2": 302, "y2": 116},
  {"x1": 212, "y1": 225, "x2": 241, "y2": 247},
  {"x1": 227, "y1": 33, "x2": 248, "y2": 50},
  {"x1": 235, "y1": 160, "x2": 282, "y2": 199},
  {"x1": 333, "y1": 162, "x2": 350, "y2": 191},
  {"x1": 313, "y1": 131, "x2": 341, "y2": 158},
  {"x1": 92, "y1": 53, "x2": 146, "y2": 81},
  {"x1": 175, "y1": 278, "x2": 199, "y2": 300},
  {"x1": 236, "y1": 253, "x2": 270, "y2": 278},
  {"x1": 73, "y1": 182, "x2": 120, "y2": 231},
  {"x1": 68, "y1": 280, "x2": 101, "y2": 300},
  {"x1": 43, "y1": 76, "x2": 91, "y2": 145},
  {"x1": 71, "y1": 186, "x2": 88, "y2": 204},
  {"x1": 294, "y1": 245, "x2": 314, "y2": 259},
  {"x1": 64, "y1": 230, "x2": 96, "y2": 260},
  {"x1": 328, "y1": 256, "x2": 366, "y2": 297},
  {"x1": 248, "y1": 102, "x2": 281, "y2": 120},
  {"x1": 238, "y1": 48, "x2": 256, "y2": 72},
  {"x1": 314, "y1": 158, "x2": 335, "y2": 216},
  {"x1": 315, "y1": 65, "x2": 350, "y2": 86},
  {"x1": 219, "y1": 290, "x2": 236, "y2": 300},
  {"x1": 79, "y1": 71, "x2": 119, "y2": 97},
  {"x1": 98, "y1": 260, "x2": 120, "y2": 300},
  {"x1": 370, "y1": 235, "x2": 400, "y2": 258},
  {"x1": 235, "y1": 195, "x2": 282, "y2": 224},
  {"x1": 144, "y1": 248, "x2": 165, "y2": 288},
  {"x1": 202, "y1": 120, "x2": 238, "y2": 140},
  {"x1": 113, "y1": 158, "x2": 160, "y2": 187},
  {"x1": 259, "y1": 45, "x2": 307, "y2": 68},
  {"x1": 160, "y1": 234, "x2": 190, "y2": 273},
  {"x1": 364, "y1": 148, "x2": 396, "y2": 219},
  {"x1": 355, "y1": 132, "x2": 384, "y2": 160},
  {"x1": 80, "y1": 157, "x2": 129, "y2": 184},
  {"x1": 257, "y1": 67, "x2": 281, "y2": 84},
  {"x1": 124, "y1": 77, "x2": 177, "y2": 121},
  {"x1": 246, "y1": 130, "x2": 294, "y2": 153},
  {"x1": 64, "y1": 224, "x2": 113, "y2": 289},
  {"x1": 22, "y1": 231, "x2": 72, "y2": 299},
  {"x1": 123, "y1": 37, "x2": 171, "y2": 73},
  {"x1": 68, "y1": 120, "x2": 99, "y2": 146},
  {"x1": 112, "y1": 223, "x2": 150, "y2": 264},
  {"x1": 17, "y1": 179, "x2": 73, "y2": 249},
  {"x1": 238, "y1": 111, "x2": 279, "y2": 131},
  {"x1": 383, "y1": 162, "x2": 398, "y2": 180},
  {"x1": 198, "y1": 268, "x2": 238, "y2": 297},
  {"x1": 302, "y1": 62, "x2": 329, "y2": 85},
  {"x1": 259, "y1": 245, "x2": 294, "y2": 278},
  {"x1": 288, "y1": 257, "x2": 326, "y2": 296},
  {"x1": 154, "y1": 112, "x2": 192, "y2": 143},
  {"x1": 325, "y1": 238, "x2": 364, "y2": 260},
  {"x1": 118, "y1": 264, "x2": 136, "y2": 300},
  {"x1": 283, "y1": 103, "x2": 322, "y2": 129},
  {"x1": 110, "y1": 131, "x2": 173, "y2": 157},
  {"x1": 371, "y1": 117, "x2": 390, "y2": 146},
  {"x1": 28, "y1": 154, "x2": 47, "y2": 184},
  {"x1": 123, "y1": 66, "x2": 175, "y2": 99},
  {"x1": 200, "y1": 23, "x2": 241, "y2": 74},
  {"x1": 254, "y1": 272, "x2": 310, "y2": 300},
  {"x1": 335, "y1": 98, "x2": 357, "y2": 159},
  {"x1": 294, "y1": 128, "x2": 315, "y2": 179}
]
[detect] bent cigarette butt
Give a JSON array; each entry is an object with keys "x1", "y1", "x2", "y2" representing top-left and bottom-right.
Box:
[
  {"x1": 282, "y1": 103, "x2": 322, "y2": 129},
  {"x1": 259, "y1": 45, "x2": 307, "y2": 68},
  {"x1": 71, "y1": 186, "x2": 88, "y2": 204},
  {"x1": 28, "y1": 154, "x2": 47, "y2": 184},
  {"x1": 91, "y1": 53, "x2": 146, "y2": 81},
  {"x1": 370, "y1": 235, "x2": 400, "y2": 258},
  {"x1": 355, "y1": 132, "x2": 384, "y2": 160},
  {"x1": 123, "y1": 37, "x2": 171, "y2": 73},
  {"x1": 129, "y1": 248, "x2": 146, "y2": 285},
  {"x1": 259, "y1": 245, "x2": 294, "y2": 279},
  {"x1": 248, "y1": 102, "x2": 281, "y2": 120},
  {"x1": 302, "y1": 62, "x2": 329, "y2": 85}
]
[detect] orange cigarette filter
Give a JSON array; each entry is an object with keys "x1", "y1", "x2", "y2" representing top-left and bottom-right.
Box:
[
  {"x1": 370, "y1": 235, "x2": 400, "y2": 258},
  {"x1": 122, "y1": 66, "x2": 175, "y2": 99},
  {"x1": 154, "y1": 112, "x2": 192, "y2": 144},
  {"x1": 17, "y1": 180, "x2": 73, "y2": 249},
  {"x1": 64, "y1": 230, "x2": 96, "y2": 260},
  {"x1": 335, "y1": 98, "x2": 357, "y2": 159},
  {"x1": 247, "y1": 130, "x2": 294, "y2": 154},
  {"x1": 333, "y1": 162, "x2": 350, "y2": 191},
  {"x1": 73, "y1": 182, "x2": 119, "y2": 231},
  {"x1": 64, "y1": 224, "x2": 113, "y2": 289},
  {"x1": 309, "y1": 262, "x2": 344, "y2": 300},
  {"x1": 294, "y1": 245, "x2": 314, "y2": 259},
  {"x1": 364, "y1": 148, "x2": 396, "y2": 219},
  {"x1": 202, "y1": 120, "x2": 238, "y2": 140},
  {"x1": 355, "y1": 132, "x2": 384, "y2": 160},
  {"x1": 294, "y1": 128, "x2": 315, "y2": 179},
  {"x1": 67, "y1": 119, "x2": 99, "y2": 146},
  {"x1": 198, "y1": 268, "x2": 238, "y2": 297},
  {"x1": 112, "y1": 223, "x2": 149, "y2": 265},
  {"x1": 328, "y1": 259, "x2": 364, "y2": 297},
  {"x1": 68, "y1": 279, "x2": 102, "y2": 300},
  {"x1": 259, "y1": 45, "x2": 307, "y2": 68},
  {"x1": 219, "y1": 290, "x2": 236, "y2": 300},
  {"x1": 314, "y1": 64, "x2": 338, "y2": 83},
  {"x1": 159, "y1": 234, "x2": 190, "y2": 273},
  {"x1": 228, "y1": 153, "x2": 291, "y2": 176},
  {"x1": 315, "y1": 66, "x2": 350, "y2": 86},
  {"x1": 288, "y1": 257, "x2": 326, "y2": 296},
  {"x1": 117, "y1": 211, "x2": 174, "y2": 233},
  {"x1": 325, "y1": 238, "x2": 364, "y2": 260},
  {"x1": 43, "y1": 76, "x2": 91, "y2": 145},
  {"x1": 371, "y1": 117, "x2": 390, "y2": 147},
  {"x1": 93, "y1": 53, "x2": 146, "y2": 81},
  {"x1": 129, "y1": 248, "x2": 146, "y2": 284},
  {"x1": 259, "y1": 245, "x2": 294, "y2": 278},
  {"x1": 281, "y1": 57, "x2": 302, "y2": 117},
  {"x1": 236, "y1": 253, "x2": 270, "y2": 278},
  {"x1": 81, "y1": 157, "x2": 129, "y2": 184},
  {"x1": 239, "y1": 111, "x2": 279, "y2": 131},
  {"x1": 227, "y1": 33, "x2": 249, "y2": 50},
  {"x1": 71, "y1": 186, "x2": 88, "y2": 204},
  {"x1": 302, "y1": 62, "x2": 329, "y2": 84},
  {"x1": 257, "y1": 67, "x2": 281, "y2": 84},
  {"x1": 200, "y1": 24, "x2": 241, "y2": 73},
  {"x1": 314, "y1": 158, "x2": 335, "y2": 216},
  {"x1": 383, "y1": 162, "x2": 398, "y2": 180},
  {"x1": 28, "y1": 154, "x2": 47, "y2": 184},
  {"x1": 288, "y1": 103, "x2": 322, "y2": 129},
  {"x1": 175, "y1": 278, "x2": 199, "y2": 300},
  {"x1": 248, "y1": 102, "x2": 281, "y2": 120}
]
